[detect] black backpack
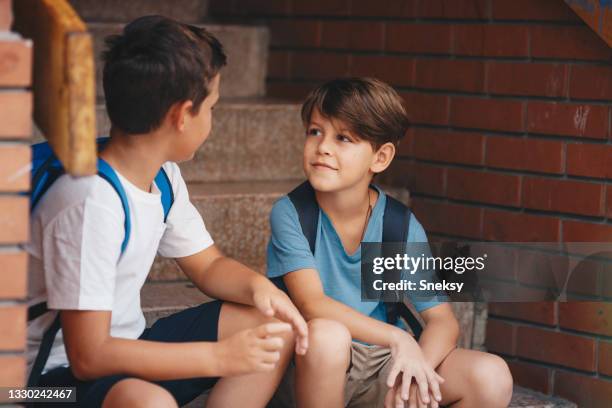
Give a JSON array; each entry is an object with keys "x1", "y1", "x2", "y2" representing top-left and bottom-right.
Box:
[{"x1": 272, "y1": 181, "x2": 424, "y2": 339}]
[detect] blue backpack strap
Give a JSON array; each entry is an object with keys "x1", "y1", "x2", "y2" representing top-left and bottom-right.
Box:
[
  {"x1": 383, "y1": 196, "x2": 424, "y2": 339},
  {"x1": 97, "y1": 158, "x2": 132, "y2": 254},
  {"x1": 155, "y1": 167, "x2": 174, "y2": 222},
  {"x1": 287, "y1": 181, "x2": 319, "y2": 253},
  {"x1": 270, "y1": 181, "x2": 319, "y2": 292}
]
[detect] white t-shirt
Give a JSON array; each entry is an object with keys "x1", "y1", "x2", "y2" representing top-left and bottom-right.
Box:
[{"x1": 25, "y1": 162, "x2": 213, "y2": 375}]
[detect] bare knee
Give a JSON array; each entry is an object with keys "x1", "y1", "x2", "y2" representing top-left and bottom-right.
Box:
[
  {"x1": 102, "y1": 378, "x2": 177, "y2": 408},
  {"x1": 298, "y1": 319, "x2": 351, "y2": 369},
  {"x1": 469, "y1": 354, "x2": 513, "y2": 407}
]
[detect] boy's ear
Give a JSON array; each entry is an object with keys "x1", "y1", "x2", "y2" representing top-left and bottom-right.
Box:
[
  {"x1": 371, "y1": 142, "x2": 396, "y2": 174},
  {"x1": 169, "y1": 100, "x2": 194, "y2": 132}
]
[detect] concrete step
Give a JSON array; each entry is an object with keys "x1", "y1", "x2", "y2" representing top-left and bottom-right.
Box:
[
  {"x1": 88, "y1": 23, "x2": 268, "y2": 99},
  {"x1": 148, "y1": 180, "x2": 301, "y2": 281},
  {"x1": 68, "y1": 0, "x2": 209, "y2": 23},
  {"x1": 96, "y1": 99, "x2": 305, "y2": 183},
  {"x1": 140, "y1": 284, "x2": 574, "y2": 408}
]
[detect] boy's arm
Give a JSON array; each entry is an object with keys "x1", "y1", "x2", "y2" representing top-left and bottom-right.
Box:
[
  {"x1": 61, "y1": 309, "x2": 291, "y2": 381},
  {"x1": 417, "y1": 303, "x2": 460, "y2": 368},
  {"x1": 176, "y1": 244, "x2": 308, "y2": 354}
]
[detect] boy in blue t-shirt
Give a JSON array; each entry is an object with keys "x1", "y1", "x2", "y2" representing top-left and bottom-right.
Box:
[
  {"x1": 26, "y1": 16, "x2": 309, "y2": 408},
  {"x1": 267, "y1": 78, "x2": 513, "y2": 408}
]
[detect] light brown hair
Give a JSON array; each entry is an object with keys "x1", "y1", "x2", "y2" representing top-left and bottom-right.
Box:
[{"x1": 301, "y1": 77, "x2": 410, "y2": 149}]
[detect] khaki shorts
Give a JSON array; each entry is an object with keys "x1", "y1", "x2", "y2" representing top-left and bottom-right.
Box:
[{"x1": 270, "y1": 342, "x2": 394, "y2": 408}]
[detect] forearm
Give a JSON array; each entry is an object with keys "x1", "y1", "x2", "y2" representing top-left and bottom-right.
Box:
[
  {"x1": 74, "y1": 337, "x2": 224, "y2": 381},
  {"x1": 303, "y1": 296, "x2": 405, "y2": 347},
  {"x1": 189, "y1": 256, "x2": 270, "y2": 305},
  {"x1": 418, "y1": 317, "x2": 460, "y2": 369}
]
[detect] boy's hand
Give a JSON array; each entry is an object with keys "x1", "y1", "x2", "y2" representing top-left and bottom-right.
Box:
[
  {"x1": 385, "y1": 380, "x2": 440, "y2": 408},
  {"x1": 216, "y1": 322, "x2": 292, "y2": 376},
  {"x1": 386, "y1": 330, "x2": 444, "y2": 407},
  {"x1": 252, "y1": 285, "x2": 309, "y2": 355}
]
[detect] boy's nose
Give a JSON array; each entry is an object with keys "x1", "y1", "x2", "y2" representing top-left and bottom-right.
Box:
[{"x1": 316, "y1": 136, "x2": 333, "y2": 155}]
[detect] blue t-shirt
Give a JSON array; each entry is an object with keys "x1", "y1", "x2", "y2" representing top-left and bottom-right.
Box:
[{"x1": 266, "y1": 185, "x2": 442, "y2": 325}]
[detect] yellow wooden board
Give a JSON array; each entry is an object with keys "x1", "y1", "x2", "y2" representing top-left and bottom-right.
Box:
[{"x1": 13, "y1": 0, "x2": 96, "y2": 176}]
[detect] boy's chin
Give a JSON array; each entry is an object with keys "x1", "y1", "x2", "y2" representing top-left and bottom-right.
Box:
[{"x1": 307, "y1": 176, "x2": 342, "y2": 193}]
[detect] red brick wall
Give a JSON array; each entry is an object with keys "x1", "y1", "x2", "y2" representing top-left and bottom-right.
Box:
[
  {"x1": 0, "y1": 0, "x2": 31, "y2": 395},
  {"x1": 210, "y1": 0, "x2": 612, "y2": 405}
]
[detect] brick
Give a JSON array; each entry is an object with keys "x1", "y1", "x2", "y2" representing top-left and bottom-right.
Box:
[
  {"x1": 531, "y1": 26, "x2": 612, "y2": 61},
  {"x1": 416, "y1": 0, "x2": 489, "y2": 19},
  {"x1": 412, "y1": 198, "x2": 482, "y2": 239},
  {"x1": 291, "y1": 52, "x2": 349, "y2": 80},
  {"x1": 522, "y1": 177, "x2": 604, "y2": 216},
  {"x1": 267, "y1": 81, "x2": 312, "y2": 100},
  {"x1": 599, "y1": 341, "x2": 612, "y2": 376},
  {"x1": 516, "y1": 250, "x2": 570, "y2": 292},
  {"x1": 0, "y1": 356, "x2": 25, "y2": 389},
  {"x1": 0, "y1": 196, "x2": 28, "y2": 244},
  {"x1": 565, "y1": 257, "x2": 603, "y2": 298},
  {"x1": 487, "y1": 62, "x2": 568, "y2": 98},
  {"x1": 516, "y1": 326, "x2": 596, "y2": 371},
  {"x1": 267, "y1": 51, "x2": 290, "y2": 79},
  {"x1": 485, "y1": 319, "x2": 515, "y2": 355},
  {"x1": 238, "y1": 0, "x2": 290, "y2": 15},
  {"x1": 0, "y1": 306, "x2": 26, "y2": 351},
  {"x1": 292, "y1": 0, "x2": 350, "y2": 15},
  {"x1": 554, "y1": 370, "x2": 612, "y2": 408},
  {"x1": 401, "y1": 92, "x2": 449, "y2": 126},
  {"x1": 607, "y1": 187, "x2": 612, "y2": 218},
  {"x1": 397, "y1": 127, "x2": 415, "y2": 157},
  {"x1": 569, "y1": 65, "x2": 612, "y2": 101},
  {"x1": 566, "y1": 143, "x2": 612, "y2": 179},
  {"x1": 483, "y1": 209, "x2": 560, "y2": 242},
  {"x1": 351, "y1": 0, "x2": 416, "y2": 17},
  {"x1": 351, "y1": 55, "x2": 414, "y2": 87},
  {"x1": 414, "y1": 59, "x2": 485, "y2": 93},
  {"x1": 559, "y1": 302, "x2": 612, "y2": 336},
  {"x1": 507, "y1": 360, "x2": 550, "y2": 394},
  {"x1": 491, "y1": 0, "x2": 580, "y2": 21},
  {"x1": 0, "y1": 252, "x2": 27, "y2": 299},
  {"x1": 0, "y1": 0, "x2": 11, "y2": 31},
  {"x1": 386, "y1": 24, "x2": 452, "y2": 54},
  {"x1": 0, "y1": 92, "x2": 32, "y2": 138},
  {"x1": 0, "y1": 144, "x2": 30, "y2": 192},
  {"x1": 394, "y1": 160, "x2": 446, "y2": 197},
  {"x1": 321, "y1": 21, "x2": 384, "y2": 51},
  {"x1": 0, "y1": 39, "x2": 32, "y2": 87},
  {"x1": 527, "y1": 102, "x2": 608, "y2": 139},
  {"x1": 563, "y1": 220, "x2": 612, "y2": 242},
  {"x1": 412, "y1": 129, "x2": 483, "y2": 165},
  {"x1": 269, "y1": 20, "x2": 320, "y2": 47},
  {"x1": 447, "y1": 168, "x2": 520, "y2": 206},
  {"x1": 453, "y1": 24, "x2": 529, "y2": 57},
  {"x1": 451, "y1": 97, "x2": 524, "y2": 133},
  {"x1": 485, "y1": 136, "x2": 563, "y2": 174},
  {"x1": 488, "y1": 302, "x2": 556, "y2": 326}
]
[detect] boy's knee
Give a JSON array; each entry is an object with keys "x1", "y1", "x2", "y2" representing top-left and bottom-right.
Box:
[
  {"x1": 103, "y1": 379, "x2": 178, "y2": 408},
  {"x1": 469, "y1": 354, "x2": 513, "y2": 406},
  {"x1": 299, "y1": 319, "x2": 351, "y2": 368}
]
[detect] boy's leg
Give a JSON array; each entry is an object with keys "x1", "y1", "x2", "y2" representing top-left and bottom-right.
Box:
[
  {"x1": 434, "y1": 348, "x2": 513, "y2": 408},
  {"x1": 205, "y1": 301, "x2": 296, "y2": 408},
  {"x1": 293, "y1": 319, "x2": 352, "y2": 408},
  {"x1": 102, "y1": 378, "x2": 177, "y2": 408}
]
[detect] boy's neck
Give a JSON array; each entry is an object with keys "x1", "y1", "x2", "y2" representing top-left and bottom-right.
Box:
[
  {"x1": 99, "y1": 128, "x2": 169, "y2": 193},
  {"x1": 315, "y1": 181, "x2": 378, "y2": 222}
]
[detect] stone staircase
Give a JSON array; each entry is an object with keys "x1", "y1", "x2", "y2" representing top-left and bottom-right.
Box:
[{"x1": 67, "y1": 1, "x2": 576, "y2": 406}]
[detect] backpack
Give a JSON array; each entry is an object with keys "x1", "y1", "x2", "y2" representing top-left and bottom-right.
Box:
[
  {"x1": 27, "y1": 137, "x2": 175, "y2": 386},
  {"x1": 272, "y1": 181, "x2": 424, "y2": 340}
]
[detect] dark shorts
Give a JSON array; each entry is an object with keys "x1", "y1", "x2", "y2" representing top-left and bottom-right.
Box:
[{"x1": 38, "y1": 300, "x2": 223, "y2": 408}]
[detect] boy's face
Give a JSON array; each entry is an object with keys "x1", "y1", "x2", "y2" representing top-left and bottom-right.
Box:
[
  {"x1": 303, "y1": 109, "x2": 379, "y2": 193},
  {"x1": 174, "y1": 74, "x2": 220, "y2": 162}
]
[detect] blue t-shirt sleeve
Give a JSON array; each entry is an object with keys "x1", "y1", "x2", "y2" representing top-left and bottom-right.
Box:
[
  {"x1": 406, "y1": 213, "x2": 445, "y2": 313},
  {"x1": 266, "y1": 196, "x2": 318, "y2": 278}
]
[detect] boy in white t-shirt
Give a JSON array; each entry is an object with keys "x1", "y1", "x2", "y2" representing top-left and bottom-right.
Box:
[{"x1": 25, "y1": 16, "x2": 309, "y2": 408}]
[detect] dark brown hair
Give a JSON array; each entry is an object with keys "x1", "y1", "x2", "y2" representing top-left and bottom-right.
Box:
[
  {"x1": 301, "y1": 77, "x2": 410, "y2": 149},
  {"x1": 102, "y1": 15, "x2": 227, "y2": 134}
]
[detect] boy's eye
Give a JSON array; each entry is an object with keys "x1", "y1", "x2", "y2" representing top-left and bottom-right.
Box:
[
  {"x1": 307, "y1": 128, "x2": 322, "y2": 137},
  {"x1": 337, "y1": 134, "x2": 351, "y2": 143}
]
